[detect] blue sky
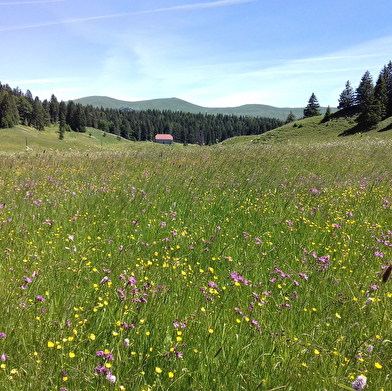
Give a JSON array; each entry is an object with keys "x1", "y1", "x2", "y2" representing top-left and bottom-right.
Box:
[{"x1": 1, "y1": 0, "x2": 392, "y2": 107}]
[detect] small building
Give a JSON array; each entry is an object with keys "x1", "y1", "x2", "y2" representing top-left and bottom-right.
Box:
[{"x1": 155, "y1": 134, "x2": 173, "y2": 145}]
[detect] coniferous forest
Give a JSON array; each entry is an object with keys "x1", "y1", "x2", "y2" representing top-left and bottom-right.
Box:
[
  {"x1": 1, "y1": 60, "x2": 392, "y2": 143},
  {"x1": 0, "y1": 84, "x2": 283, "y2": 145}
]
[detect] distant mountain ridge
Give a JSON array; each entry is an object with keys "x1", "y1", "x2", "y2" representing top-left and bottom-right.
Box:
[{"x1": 73, "y1": 96, "x2": 331, "y2": 121}]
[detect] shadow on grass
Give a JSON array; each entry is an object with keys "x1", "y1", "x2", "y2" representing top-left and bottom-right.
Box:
[
  {"x1": 330, "y1": 106, "x2": 361, "y2": 120},
  {"x1": 338, "y1": 122, "x2": 372, "y2": 136},
  {"x1": 378, "y1": 122, "x2": 392, "y2": 132}
]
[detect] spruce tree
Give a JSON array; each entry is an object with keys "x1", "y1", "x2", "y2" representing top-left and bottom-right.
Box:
[
  {"x1": 374, "y1": 73, "x2": 388, "y2": 120},
  {"x1": 49, "y1": 94, "x2": 60, "y2": 124},
  {"x1": 303, "y1": 93, "x2": 321, "y2": 118},
  {"x1": 381, "y1": 61, "x2": 392, "y2": 116},
  {"x1": 355, "y1": 70, "x2": 382, "y2": 128},
  {"x1": 285, "y1": 111, "x2": 296, "y2": 124},
  {"x1": 322, "y1": 106, "x2": 332, "y2": 122},
  {"x1": 32, "y1": 97, "x2": 45, "y2": 131},
  {"x1": 59, "y1": 111, "x2": 66, "y2": 140},
  {"x1": 0, "y1": 91, "x2": 19, "y2": 128},
  {"x1": 338, "y1": 81, "x2": 355, "y2": 109},
  {"x1": 355, "y1": 71, "x2": 374, "y2": 109}
]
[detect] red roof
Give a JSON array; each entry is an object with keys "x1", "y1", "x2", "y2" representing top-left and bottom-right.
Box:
[{"x1": 155, "y1": 134, "x2": 173, "y2": 140}]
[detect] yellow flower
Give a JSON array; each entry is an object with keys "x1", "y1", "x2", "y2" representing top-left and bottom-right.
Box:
[
  {"x1": 375, "y1": 362, "x2": 383, "y2": 369},
  {"x1": 335, "y1": 313, "x2": 341, "y2": 319},
  {"x1": 155, "y1": 367, "x2": 162, "y2": 374},
  {"x1": 69, "y1": 352, "x2": 75, "y2": 358},
  {"x1": 168, "y1": 371, "x2": 174, "y2": 378},
  {"x1": 314, "y1": 349, "x2": 320, "y2": 355},
  {"x1": 47, "y1": 341, "x2": 55, "y2": 348},
  {"x1": 89, "y1": 333, "x2": 96, "y2": 340},
  {"x1": 208, "y1": 328, "x2": 214, "y2": 334}
]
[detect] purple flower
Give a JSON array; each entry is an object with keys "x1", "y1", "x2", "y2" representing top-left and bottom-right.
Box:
[
  {"x1": 351, "y1": 375, "x2": 367, "y2": 390},
  {"x1": 0, "y1": 354, "x2": 7, "y2": 361},
  {"x1": 35, "y1": 295, "x2": 45, "y2": 303},
  {"x1": 94, "y1": 364, "x2": 106, "y2": 374},
  {"x1": 0, "y1": 333, "x2": 6, "y2": 339}
]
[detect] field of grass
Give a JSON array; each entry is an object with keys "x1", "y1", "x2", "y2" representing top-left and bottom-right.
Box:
[{"x1": 0, "y1": 122, "x2": 392, "y2": 390}]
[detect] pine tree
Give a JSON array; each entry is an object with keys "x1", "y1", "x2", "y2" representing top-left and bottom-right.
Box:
[
  {"x1": 16, "y1": 96, "x2": 33, "y2": 125},
  {"x1": 322, "y1": 106, "x2": 332, "y2": 122},
  {"x1": 32, "y1": 97, "x2": 45, "y2": 130},
  {"x1": 380, "y1": 61, "x2": 392, "y2": 116},
  {"x1": 374, "y1": 73, "x2": 388, "y2": 120},
  {"x1": 338, "y1": 81, "x2": 355, "y2": 109},
  {"x1": 0, "y1": 90, "x2": 19, "y2": 128},
  {"x1": 49, "y1": 94, "x2": 60, "y2": 124},
  {"x1": 303, "y1": 93, "x2": 321, "y2": 118},
  {"x1": 355, "y1": 71, "x2": 374, "y2": 109},
  {"x1": 58, "y1": 110, "x2": 66, "y2": 140},
  {"x1": 285, "y1": 111, "x2": 296, "y2": 124}
]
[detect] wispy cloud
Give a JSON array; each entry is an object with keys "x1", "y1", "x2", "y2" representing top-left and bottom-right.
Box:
[
  {"x1": 8, "y1": 77, "x2": 79, "y2": 85},
  {"x1": 0, "y1": 0, "x2": 65, "y2": 5},
  {"x1": 149, "y1": 0, "x2": 256, "y2": 12},
  {"x1": 0, "y1": 0, "x2": 255, "y2": 31}
]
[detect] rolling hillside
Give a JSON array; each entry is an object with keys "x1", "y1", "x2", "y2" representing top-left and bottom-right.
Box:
[{"x1": 72, "y1": 96, "x2": 332, "y2": 121}]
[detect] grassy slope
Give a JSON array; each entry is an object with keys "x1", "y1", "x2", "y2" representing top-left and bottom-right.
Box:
[
  {"x1": 0, "y1": 125, "x2": 186, "y2": 153},
  {"x1": 1, "y1": 110, "x2": 392, "y2": 153},
  {"x1": 223, "y1": 111, "x2": 392, "y2": 145}
]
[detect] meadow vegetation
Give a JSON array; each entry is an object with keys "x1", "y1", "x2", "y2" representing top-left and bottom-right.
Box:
[{"x1": 0, "y1": 128, "x2": 392, "y2": 390}]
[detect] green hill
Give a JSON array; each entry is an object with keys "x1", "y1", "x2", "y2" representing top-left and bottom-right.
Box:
[
  {"x1": 72, "y1": 96, "x2": 333, "y2": 121},
  {"x1": 222, "y1": 109, "x2": 392, "y2": 145}
]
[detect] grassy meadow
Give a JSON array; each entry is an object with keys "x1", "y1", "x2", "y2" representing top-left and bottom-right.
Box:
[{"x1": 0, "y1": 128, "x2": 392, "y2": 390}]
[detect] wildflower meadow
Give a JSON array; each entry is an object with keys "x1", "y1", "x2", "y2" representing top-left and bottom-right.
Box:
[{"x1": 0, "y1": 138, "x2": 392, "y2": 390}]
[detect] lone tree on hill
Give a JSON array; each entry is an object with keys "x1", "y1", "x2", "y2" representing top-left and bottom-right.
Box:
[{"x1": 303, "y1": 93, "x2": 321, "y2": 118}]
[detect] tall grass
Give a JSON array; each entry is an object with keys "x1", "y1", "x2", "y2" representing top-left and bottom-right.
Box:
[{"x1": 0, "y1": 138, "x2": 391, "y2": 390}]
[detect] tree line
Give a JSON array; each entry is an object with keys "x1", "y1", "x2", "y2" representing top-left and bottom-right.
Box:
[
  {"x1": 299, "y1": 60, "x2": 392, "y2": 127},
  {"x1": 0, "y1": 83, "x2": 283, "y2": 144}
]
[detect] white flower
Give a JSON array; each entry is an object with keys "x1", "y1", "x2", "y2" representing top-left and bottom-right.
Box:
[
  {"x1": 100, "y1": 276, "x2": 111, "y2": 285},
  {"x1": 106, "y1": 374, "x2": 116, "y2": 383}
]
